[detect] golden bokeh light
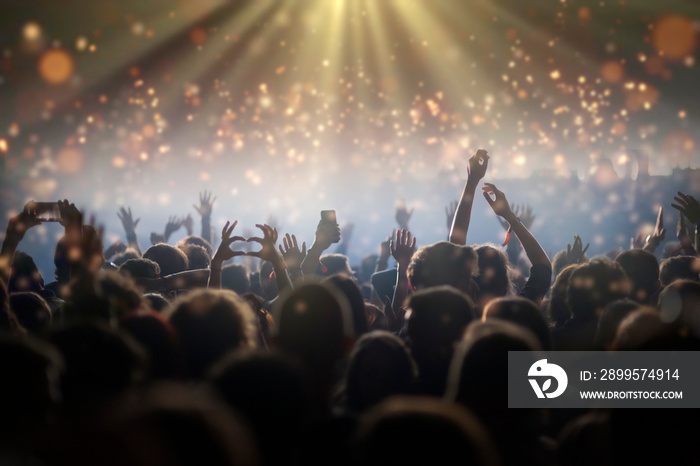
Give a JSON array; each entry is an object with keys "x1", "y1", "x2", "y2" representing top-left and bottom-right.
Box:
[
  {"x1": 55, "y1": 148, "x2": 84, "y2": 174},
  {"x1": 653, "y1": 15, "x2": 696, "y2": 61},
  {"x1": 601, "y1": 61, "x2": 624, "y2": 83},
  {"x1": 38, "y1": 49, "x2": 75, "y2": 85}
]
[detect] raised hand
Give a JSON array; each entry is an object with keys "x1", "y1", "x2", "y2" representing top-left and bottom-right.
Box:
[
  {"x1": 212, "y1": 221, "x2": 246, "y2": 263},
  {"x1": 646, "y1": 206, "x2": 666, "y2": 250},
  {"x1": 278, "y1": 233, "x2": 306, "y2": 270},
  {"x1": 519, "y1": 204, "x2": 536, "y2": 230},
  {"x1": 194, "y1": 191, "x2": 216, "y2": 218},
  {"x1": 482, "y1": 183, "x2": 515, "y2": 220},
  {"x1": 672, "y1": 192, "x2": 700, "y2": 225},
  {"x1": 117, "y1": 207, "x2": 140, "y2": 235},
  {"x1": 467, "y1": 149, "x2": 489, "y2": 183},
  {"x1": 163, "y1": 215, "x2": 184, "y2": 241},
  {"x1": 395, "y1": 199, "x2": 414, "y2": 230},
  {"x1": 445, "y1": 200, "x2": 458, "y2": 232},
  {"x1": 182, "y1": 214, "x2": 194, "y2": 236},
  {"x1": 566, "y1": 236, "x2": 589, "y2": 264},
  {"x1": 58, "y1": 199, "x2": 83, "y2": 230},
  {"x1": 313, "y1": 220, "x2": 341, "y2": 250},
  {"x1": 247, "y1": 224, "x2": 283, "y2": 265},
  {"x1": 150, "y1": 232, "x2": 166, "y2": 245},
  {"x1": 497, "y1": 204, "x2": 521, "y2": 231},
  {"x1": 104, "y1": 240, "x2": 127, "y2": 260},
  {"x1": 5, "y1": 202, "x2": 42, "y2": 245},
  {"x1": 390, "y1": 229, "x2": 417, "y2": 268}
]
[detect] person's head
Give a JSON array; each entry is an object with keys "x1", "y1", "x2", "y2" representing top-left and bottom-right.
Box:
[
  {"x1": 61, "y1": 271, "x2": 144, "y2": 322},
  {"x1": 660, "y1": 255, "x2": 700, "y2": 286},
  {"x1": 178, "y1": 243, "x2": 211, "y2": 270},
  {"x1": 119, "y1": 258, "x2": 161, "y2": 280},
  {"x1": 408, "y1": 241, "x2": 478, "y2": 296},
  {"x1": 0, "y1": 336, "x2": 63, "y2": 443},
  {"x1": 143, "y1": 244, "x2": 188, "y2": 276},
  {"x1": 9, "y1": 292, "x2": 52, "y2": 334},
  {"x1": 54, "y1": 225, "x2": 105, "y2": 282},
  {"x1": 354, "y1": 396, "x2": 499, "y2": 466},
  {"x1": 474, "y1": 244, "x2": 513, "y2": 306},
  {"x1": 221, "y1": 264, "x2": 251, "y2": 295},
  {"x1": 615, "y1": 249, "x2": 660, "y2": 304},
  {"x1": 323, "y1": 274, "x2": 368, "y2": 337},
  {"x1": 209, "y1": 353, "x2": 308, "y2": 466},
  {"x1": 359, "y1": 253, "x2": 379, "y2": 284},
  {"x1": 446, "y1": 320, "x2": 541, "y2": 440},
  {"x1": 318, "y1": 254, "x2": 353, "y2": 277},
  {"x1": 405, "y1": 286, "x2": 475, "y2": 396},
  {"x1": 658, "y1": 279, "x2": 700, "y2": 338},
  {"x1": 49, "y1": 322, "x2": 146, "y2": 406},
  {"x1": 272, "y1": 283, "x2": 353, "y2": 370},
  {"x1": 482, "y1": 297, "x2": 552, "y2": 351},
  {"x1": 168, "y1": 289, "x2": 257, "y2": 379},
  {"x1": 547, "y1": 264, "x2": 579, "y2": 327},
  {"x1": 8, "y1": 251, "x2": 44, "y2": 293},
  {"x1": 120, "y1": 310, "x2": 181, "y2": 380},
  {"x1": 345, "y1": 331, "x2": 417, "y2": 413},
  {"x1": 567, "y1": 259, "x2": 629, "y2": 321},
  {"x1": 594, "y1": 299, "x2": 640, "y2": 350},
  {"x1": 614, "y1": 307, "x2": 676, "y2": 350},
  {"x1": 112, "y1": 248, "x2": 141, "y2": 267},
  {"x1": 178, "y1": 235, "x2": 213, "y2": 258},
  {"x1": 143, "y1": 293, "x2": 171, "y2": 313}
]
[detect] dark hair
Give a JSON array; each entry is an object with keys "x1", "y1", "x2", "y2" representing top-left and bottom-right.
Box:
[
  {"x1": 345, "y1": 331, "x2": 417, "y2": 412},
  {"x1": 178, "y1": 243, "x2": 211, "y2": 270},
  {"x1": 119, "y1": 258, "x2": 161, "y2": 280},
  {"x1": 143, "y1": 243, "x2": 189, "y2": 276},
  {"x1": 660, "y1": 255, "x2": 700, "y2": 286},
  {"x1": 567, "y1": 259, "x2": 629, "y2": 321},
  {"x1": 112, "y1": 248, "x2": 141, "y2": 267},
  {"x1": 178, "y1": 235, "x2": 213, "y2": 258},
  {"x1": 482, "y1": 297, "x2": 552, "y2": 350},
  {"x1": 9, "y1": 292, "x2": 52, "y2": 334},
  {"x1": 169, "y1": 289, "x2": 256, "y2": 379},
  {"x1": 54, "y1": 225, "x2": 104, "y2": 282},
  {"x1": 318, "y1": 254, "x2": 352, "y2": 277},
  {"x1": 222, "y1": 264, "x2": 251, "y2": 295},
  {"x1": 406, "y1": 286, "x2": 475, "y2": 396},
  {"x1": 408, "y1": 242, "x2": 478, "y2": 293},
  {"x1": 8, "y1": 251, "x2": 44, "y2": 293},
  {"x1": 474, "y1": 244, "x2": 513, "y2": 299},
  {"x1": 615, "y1": 249, "x2": 660, "y2": 304},
  {"x1": 273, "y1": 283, "x2": 352, "y2": 368},
  {"x1": 323, "y1": 274, "x2": 368, "y2": 337}
]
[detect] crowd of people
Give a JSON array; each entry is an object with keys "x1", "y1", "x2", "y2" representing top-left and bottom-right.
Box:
[{"x1": 1, "y1": 150, "x2": 699, "y2": 465}]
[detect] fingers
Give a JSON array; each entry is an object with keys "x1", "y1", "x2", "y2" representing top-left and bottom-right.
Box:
[
  {"x1": 582, "y1": 243, "x2": 590, "y2": 255},
  {"x1": 279, "y1": 245, "x2": 285, "y2": 255},
  {"x1": 482, "y1": 190, "x2": 495, "y2": 205},
  {"x1": 301, "y1": 241, "x2": 307, "y2": 255},
  {"x1": 657, "y1": 206, "x2": 664, "y2": 229}
]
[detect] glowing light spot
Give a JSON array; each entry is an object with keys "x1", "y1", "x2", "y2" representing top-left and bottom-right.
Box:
[
  {"x1": 578, "y1": 7, "x2": 591, "y2": 21},
  {"x1": 112, "y1": 156, "x2": 126, "y2": 168},
  {"x1": 75, "y1": 36, "x2": 89, "y2": 51},
  {"x1": 0, "y1": 139, "x2": 7, "y2": 153},
  {"x1": 601, "y1": 61, "x2": 624, "y2": 83},
  {"x1": 38, "y1": 49, "x2": 74, "y2": 85},
  {"x1": 23, "y1": 22, "x2": 43, "y2": 42},
  {"x1": 679, "y1": 110, "x2": 687, "y2": 119},
  {"x1": 653, "y1": 15, "x2": 696, "y2": 61},
  {"x1": 190, "y1": 27, "x2": 207, "y2": 45},
  {"x1": 611, "y1": 121, "x2": 627, "y2": 136},
  {"x1": 56, "y1": 148, "x2": 84, "y2": 174},
  {"x1": 550, "y1": 70, "x2": 561, "y2": 80}
]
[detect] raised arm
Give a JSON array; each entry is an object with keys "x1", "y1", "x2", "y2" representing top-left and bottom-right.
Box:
[
  {"x1": 0, "y1": 203, "x2": 41, "y2": 285},
  {"x1": 301, "y1": 219, "x2": 340, "y2": 277},
  {"x1": 449, "y1": 150, "x2": 489, "y2": 245},
  {"x1": 117, "y1": 206, "x2": 141, "y2": 255},
  {"x1": 193, "y1": 191, "x2": 215, "y2": 245},
  {"x1": 208, "y1": 221, "x2": 245, "y2": 289},
  {"x1": 672, "y1": 192, "x2": 700, "y2": 252},
  {"x1": 248, "y1": 224, "x2": 293, "y2": 294},
  {"x1": 279, "y1": 233, "x2": 306, "y2": 284},
  {"x1": 482, "y1": 183, "x2": 551, "y2": 269},
  {"x1": 390, "y1": 229, "x2": 416, "y2": 332}
]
